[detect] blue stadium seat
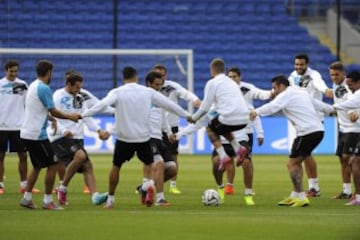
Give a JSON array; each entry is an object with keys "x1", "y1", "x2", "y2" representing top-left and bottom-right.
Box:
[{"x1": 0, "y1": 0, "x2": 338, "y2": 100}]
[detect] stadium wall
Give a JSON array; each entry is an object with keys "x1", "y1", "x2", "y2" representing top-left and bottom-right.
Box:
[{"x1": 327, "y1": 9, "x2": 360, "y2": 63}]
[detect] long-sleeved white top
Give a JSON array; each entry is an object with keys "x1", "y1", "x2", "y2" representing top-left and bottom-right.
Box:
[
  {"x1": 255, "y1": 86, "x2": 331, "y2": 137},
  {"x1": 160, "y1": 80, "x2": 200, "y2": 127},
  {"x1": 82, "y1": 82, "x2": 190, "y2": 143},
  {"x1": 332, "y1": 80, "x2": 360, "y2": 133},
  {"x1": 192, "y1": 73, "x2": 250, "y2": 126},
  {"x1": 333, "y1": 88, "x2": 360, "y2": 112},
  {"x1": 0, "y1": 77, "x2": 28, "y2": 130},
  {"x1": 150, "y1": 104, "x2": 171, "y2": 140},
  {"x1": 47, "y1": 88, "x2": 102, "y2": 142},
  {"x1": 79, "y1": 88, "x2": 115, "y2": 114},
  {"x1": 239, "y1": 81, "x2": 271, "y2": 137},
  {"x1": 288, "y1": 67, "x2": 329, "y2": 120}
]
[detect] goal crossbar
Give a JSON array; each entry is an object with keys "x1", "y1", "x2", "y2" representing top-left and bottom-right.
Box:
[{"x1": 0, "y1": 47, "x2": 195, "y2": 153}]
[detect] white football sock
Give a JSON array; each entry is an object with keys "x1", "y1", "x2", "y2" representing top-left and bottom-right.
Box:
[
  {"x1": 216, "y1": 146, "x2": 227, "y2": 159},
  {"x1": 343, "y1": 183, "x2": 352, "y2": 194}
]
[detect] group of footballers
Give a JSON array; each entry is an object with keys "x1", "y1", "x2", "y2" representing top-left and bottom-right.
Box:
[{"x1": 0, "y1": 53, "x2": 360, "y2": 210}]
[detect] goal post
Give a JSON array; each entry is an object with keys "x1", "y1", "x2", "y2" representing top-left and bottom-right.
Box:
[{"x1": 0, "y1": 48, "x2": 195, "y2": 154}]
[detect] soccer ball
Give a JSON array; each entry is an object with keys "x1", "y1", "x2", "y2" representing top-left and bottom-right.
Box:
[{"x1": 202, "y1": 189, "x2": 221, "y2": 206}]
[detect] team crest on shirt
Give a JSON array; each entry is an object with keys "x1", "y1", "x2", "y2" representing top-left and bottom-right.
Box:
[
  {"x1": 12, "y1": 82, "x2": 27, "y2": 95},
  {"x1": 160, "y1": 85, "x2": 176, "y2": 97},
  {"x1": 335, "y1": 85, "x2": 347, "y2": 98},
  {"x1": 73, "y1": 94, "x2": 84, "y2": 109},
  {"x1": 240, "y1": 86, "x2": 250, "y2": 95},
  {"x1": 299, "y1": 75, "x2": 312, "y2": 87},
  {"x1": 79, "y1": 91, "x2": 91, "y2": 101}
]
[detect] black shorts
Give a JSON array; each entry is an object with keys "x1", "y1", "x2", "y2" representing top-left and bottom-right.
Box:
[
  {"x1": 51, "y1": 138, "x2": 88, "y2": 172},
  {"x1": 162, "y1": 126, "x2": 179, "y2": 155},
  {"x1": 113, "y1": 139, "x2": 153, "y2": 167},
  {"x1": 21, "y1": 139, "x2": 57, "y2": 169},
  {"x1": 150, "y1": 138, "x2": 174, "y2": 163},
  {"x1": 208, "y1": 116, "x2": 247, "y2": 136},
  {"x1": 247, "y1": 133, "x2": 254, "y2": 154},
  {"x1": 0, "y1": 131, "x2": 26, "y2": 152},
  {"x1": 290, "y1": 131, "x2": 324, "y2": 158},
  {"x1": 354, "y1": 141, "x2": 360, "y2": 156},
  {"x1": 211, "y1": 141, "x2": 251, "y2": 160},
  {"x1": 336, "y1": 132, "x2": 360, "y2": 156}
]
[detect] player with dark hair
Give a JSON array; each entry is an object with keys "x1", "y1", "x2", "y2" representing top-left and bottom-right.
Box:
[
  {"x1": 49, "y1": 72, "x2": 110, "y2": 206},
  {"x1": 136, "y1": 70, "x2": 178, "y2": 206},
  {"x1": 333, "y1": 70, "x2": 360, "y2": 205},
  {"x1": 288, "y1": 53, "x2": 333, "y2": 197},
  {"x1": 20, "y1": 60, "x2": 80, "y2": 210},
  {"x1": 329, "y1": 62, "x2": 357, "y2": 199},
  {"x1": 153, "y1": 64, "x2": 201, "y2": 194},
  {"x1": 226, "y1": 66, "x2": 272, "y2": 203},
  {"x1": 82, "y1": 66, "x2": 191, "y2": 208},
  {"x1": 250, "y1": 74, "x2": 334, "y2": 207},
  {"x1": 0, "y1": 60, "x2": 41, "y2": 194},
  {"x1": 54, "y1": 70, "x2": 113, "y2": 194}
]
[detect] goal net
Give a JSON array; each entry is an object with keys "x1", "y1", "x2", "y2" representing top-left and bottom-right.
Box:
[{"x1": 0, "y1": 48, "x2": 194, "y2": 153}]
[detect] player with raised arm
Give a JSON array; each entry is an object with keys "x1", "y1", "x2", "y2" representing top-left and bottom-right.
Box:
[
  {"x1": 329, "y1": 62, "x2": 358, "y2": 199},
  {"x1": 81, "y1": 66, "x2": 191, "y2": 208},
  {"x1": 54, "y1": 70, "x2": 114, "y2": 195},
  {"x1": 333, "y1": 70, "x2": 360, "y2": 206},
  {"x1": 189, "y1": 58, "x2": 250, "y2": 172},
  {"x1": 137, "y1": 71, "x2": 178, "y2": 206},
  {"x1": 226, "y1": 67, "x2": 272, "y2": 197},
  {"x1": 250, "y1": 75, "x2": 334, "y2": 207},
  {"x1": 153, "y1": 64, "x2": 201, "y2": 194},
  {"x1": 19, "y1": 60, "x2": 80, "y2": 210},
  {"x1": 48, "y1": 72, "x2": 110, "y2": 206}
]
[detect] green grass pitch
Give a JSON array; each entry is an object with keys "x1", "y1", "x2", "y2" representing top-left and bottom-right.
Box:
[{"x1": 0, "y1": 154, "x2": 359, "y2": 240}]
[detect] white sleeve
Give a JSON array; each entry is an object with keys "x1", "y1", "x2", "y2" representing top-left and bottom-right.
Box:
[
  {"x1": 249, "y1": 85, "x2": 272, "y2": 100},
  {"x1": 83, "y1": 90, "x2": 115, "y2": 115},
  {"x1": 161, "y1": 111, "x2": 172, "y2": 135},
  {"x1": 312, "y1": 72, "x2": 328, "y2": 93},
  {"x1": 151, "y1": 91, "x2": 190, "y2": 117},
  {"x1": 192, "y1": 81, "x2": 214, "y2": 121},
  {"x1": 333, "y1": 94, "x2": 360, "y2": 111},
  {"x1": 252, "y1": 116, "x2": 264, "y2": 138},
  {"x1": 311, "y1": 98, "x2": 334, "y2": 114},
  {"x1": 172, "y1": 81, "x2": 199, "y2": 102},
  {"x1": 255, "y1": 93, "x2": 287, "y2": 117},
  {"x1": 82, "y1": 90, "x2": 117, "y2": 117},
  {"x1": 83, "y1": 117, "x2": 101, "y2": 132},
  {"x1": 176, "y1": 115, "x2": 209, "y2": 139}
]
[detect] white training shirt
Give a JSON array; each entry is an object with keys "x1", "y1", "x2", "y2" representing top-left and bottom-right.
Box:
[
  {"x1": 255, "y1": 86, "x2": 331, "y2": 137},
  {"x1": 288, "y1": 67, "x2": 329, "y2": 120},
  {"x1": 79, "y1": 88, "x2": 114, "y2": 114},
  {"x1": 0, "y1": 77, "x2": 28, "y2": 131},
  {"x1": 333, "y1": 88, "x2": 360, "y2": 113},
  {"x1": 82, "y1": 82, "x2": 190, "y2": 143},
  {"x1": 192, "y1": 73, "x2": 250, "y2": 126},
  {"x1": 332, "y1": 80, "x2": 360, "y2": 133},
  {"x1": 20, "y1": 79, "x2": 54, "y2": 140},
  {"x1": 150, "y1": 104, "x2": 171, "y2": 140},
  {"x1": 47, "y1": 88, "x2": 102, "y2": 142},
  {"x1": 239, "y1": 81, "x2": 271, "y2": 137},
  {"x1": 160, "y1": 80, "x2": 200, "y2": 127}
]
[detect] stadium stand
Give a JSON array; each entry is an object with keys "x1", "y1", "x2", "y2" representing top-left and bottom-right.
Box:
[{"x1": 1, "y1": 0, "x2": 358, "y2": 104}]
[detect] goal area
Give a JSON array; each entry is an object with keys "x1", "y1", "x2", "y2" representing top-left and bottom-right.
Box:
[{"x1": 0, "y1": 48, "x2": 195, "y2": 153}]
